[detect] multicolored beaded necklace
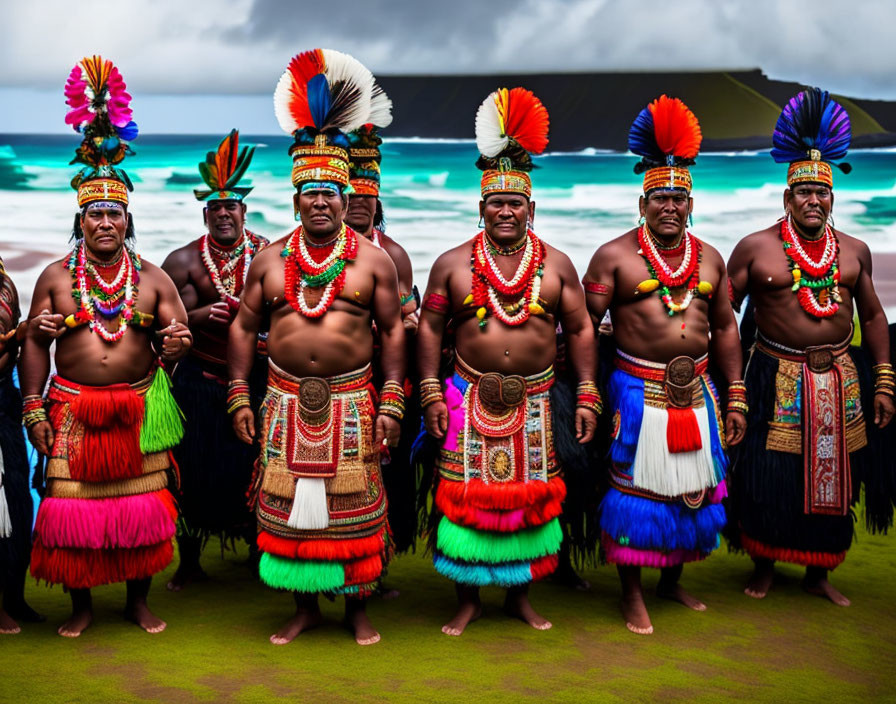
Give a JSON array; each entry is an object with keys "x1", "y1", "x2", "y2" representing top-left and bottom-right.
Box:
[
  {"x1": 200, "y1": 230, "x2": 262, "y2": 305},
  {"x1": 470, "y1": 230, "x2": 545, "y2": 329},
  {"x1": 780, "y1": 214, "x2": 840, "y2": 318},
  {"x1": 636, "y1": 223, "x2": 710, "y2": 316},
  {"x1": 65, "y1": 240, "x2": 141, "y2": 343},
  {"x1": 281, "y1": 224, "x2": 358, "y2": 318}
]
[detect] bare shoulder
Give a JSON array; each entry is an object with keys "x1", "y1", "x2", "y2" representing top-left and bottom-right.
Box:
[
  {"x1": 253, "y1": 234, "x2": 288, "y2": 263},
  {"x1": 161, "y1": 239, "x2": 200, "y2": 270},
  {"x1": 695, "y1": 237, "x2": 724, "y2": 267},
  {"x1": 836, "y1": 230, "x2": 870, "y2": 257},
  {"x1": 731, "y1": 224, "x2": 779, "y2": 256},
  {"x1": 380, "y1": 234, "x2": 413, "y2": 269},
  {"x1": 36, "y1": 257, "x2": 70, "y2": 287},
  {"x1": 543, "y1": 242, "x2": 577, "y2": 274},
  {"x1": 433, "y1": 238, "x2": 474, "y2": 270},
  {"x1": 357, "y1": 234, "x2": 394, "y2": 268},
  {"x1": 589, "y1": 229, "x2": 637, "y2": 267}
]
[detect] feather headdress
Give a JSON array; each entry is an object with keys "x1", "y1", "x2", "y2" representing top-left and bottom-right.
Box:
[
  {"x1": 64, "y1": 55, "x2": 138, "y2": 206},
  {"x1": 194, "y1": 130, "x2": 256, "y2": 202},
  {"x1": 348, "y1": 82, "x2": 393, "y2": 197},
  {"x1": 628, "y1": 95, "x2": 701, "y2": 194},
  {"x1": 273, "y1": 49, "x2": 376, "y2": 188},
  {"x1": 771, "y1": 88, "x2": 851, "y2": 187},
  {"x1": 475, "y1": 87, "x2": 549, "y2": 199}
]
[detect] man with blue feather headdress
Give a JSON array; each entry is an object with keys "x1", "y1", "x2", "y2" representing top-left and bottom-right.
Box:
[{"x1": 727, "y1": 88, "x2": 895, "y2": 605}]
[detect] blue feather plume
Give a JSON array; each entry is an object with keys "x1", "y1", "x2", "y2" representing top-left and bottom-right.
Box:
[
  {"x1": 771, "y1": 88, "x2": 851, "y2": 165},
  {"x1": 628, "y1": 106, "x2": 660, "y2": 166}
]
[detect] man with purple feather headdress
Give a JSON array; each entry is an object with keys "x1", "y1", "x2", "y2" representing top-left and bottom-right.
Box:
[{"x1": 728, "y1": 88, "x2": 895, "y2": 605}]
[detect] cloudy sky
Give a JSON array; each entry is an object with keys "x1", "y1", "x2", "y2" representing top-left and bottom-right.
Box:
[{"x1": 3, "y1": 0, "x2": 895, "y2": 133}]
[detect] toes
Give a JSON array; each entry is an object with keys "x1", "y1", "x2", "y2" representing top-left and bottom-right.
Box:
[
  {"x1": 625, "y1": 622, "x2": 653, "y2": 635},
  {"x1": 533, "y1": 620, "x2": 552, "y2": 631},
  {"x1": 356, "y1": 634, "x2": 381, "y2": 646}
]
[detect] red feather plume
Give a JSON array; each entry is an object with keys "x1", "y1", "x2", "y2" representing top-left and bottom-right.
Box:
[
  {"x1": 282, "y1": 49, "x2": 326, "y2": 131},
  {"x1": 503, "y1": 87, "x2": 549, "y2": 155},
  {"x1": 648, "y1": 95, "x2": 702, "y2": 160}
]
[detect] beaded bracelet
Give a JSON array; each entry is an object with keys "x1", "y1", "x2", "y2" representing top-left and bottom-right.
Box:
[
  {"x1": 576, "y1": 380, "x2": 603, "y2": 416},
  {"x1": 227, "y1": 379, "x2": 251, "y2": 414},
  {"x1": 378, "y1": 380, "x2": 407, "y2": 421},
  {"x1": 419, "y1": 377, "x2": 445, "y2": 409},
  {"x1": 727, "y1": 380, "x2": 749, "y2": 415},
  {"x1": 22, "y1": 394, "x2": 48, "y2": 429}
]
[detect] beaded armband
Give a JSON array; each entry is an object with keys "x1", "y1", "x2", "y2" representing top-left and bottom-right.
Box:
[
  {"x1": 726, "y1": 380, "x2": 749, "y2": 415},
  {"x1": 873, "y1": 363, "x2": 895, "y2": 398},
  {"x1": 583, "y1": 281, "x2": 611, "y2": 295},
  {"x1": 419, "y1": 377, "x2": 445, "y2": 409},
  {"x1": 227, "y1": 379, "x2": 251, "y2": 414},
  {"x1": 378, "y1": 380, "x2": 406, "y2": 421},
  {"x1": 22, "y1": 395, "x2": 48, "y2": 429},
  {"x1": 576, "y1": 380, "x2": 603, "y2": 415}
]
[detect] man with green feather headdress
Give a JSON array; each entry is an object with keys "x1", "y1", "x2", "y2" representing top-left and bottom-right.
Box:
[{"x1": 162, "y1": 130, "x2": 269, "y2": 591}]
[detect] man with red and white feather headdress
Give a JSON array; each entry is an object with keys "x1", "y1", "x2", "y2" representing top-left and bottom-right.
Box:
[
  {"x1": 228, "y1": 49, "x2": 405, "y2": 646},
  {"x1": 417, "y1": 87, "x2": 599, "y2": 636},
  {"x1": 583, "y1": 96, "x2": 745, "y2": 635}
]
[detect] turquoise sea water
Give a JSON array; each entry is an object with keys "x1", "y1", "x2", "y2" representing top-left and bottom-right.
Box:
[{"x1": 1, "y1": 135, "x2": 895, "y2": 310}]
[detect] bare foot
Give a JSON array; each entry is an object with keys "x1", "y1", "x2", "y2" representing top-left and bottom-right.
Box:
[
  {"x1": 744, "y1": 561, "x2": 775, "y2": 599},
  {"x1": 803, "y1": 577, "x2": 851, "y2": 606},
  {"x1": 657, "y1": 583, "x2": 706, "y2": 611},
  {"x1": 504, "y1": 591, "x2": 552, "y2": 631},
  {"x1": 0, "y1": 608, "x2": 20, "y2": 634},
  {"x1": 125, "y1": 601, "x2": 167, "y2": 633},
  {"x1": 345, "y1": 608, "x2": 380, "y2": 646},
  {"x1": 269, "y1": 608, "x2": 323, "y2": 645},
  {"x1": 166, "y1": 564, "x2": 209, "y2": 592},
  {"x1": 621, "y1": 592, "x2": 653, "y2": 635},
  {"x1": 58, "y1": 609, "x2": 93, "y2": 638},
  {"x1": 442, "y1": 601, "x2": 482, "y2": 636}
]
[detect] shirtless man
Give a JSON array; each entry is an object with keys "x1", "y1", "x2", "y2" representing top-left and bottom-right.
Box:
[
  {"x1": 418, "y1": 88, "x2": 599, "y2": 636},
  {"x1": 162, "y1": 130, "x2": 268, "y2": 590},
  {"x1": 229, "y1": 50, "x2": 405, "y2": 646},
  {"x1": 22, "y1": 56, "x2": 190, "y2": 636},
  {"x1": 584, "y1": 96, "x2": 745, "y2": 635},
  {"x1": 727, "y1": 88, "x2": 894, "y2": 605}
]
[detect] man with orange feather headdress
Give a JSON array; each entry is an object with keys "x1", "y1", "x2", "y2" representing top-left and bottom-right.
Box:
[
  {"x1": 727, "y1": 88, "x2": 894, "y2": 605},
  {"x1": 583, "y1": 96, "x2": 745, "y2": 635},
  {"x1": 228, "y1": 49, "x2": 405, "y2": 646},
  {"x1": 162, "y1": 131, "x2": 269, "y2": 590},
  {"x1": 20, "y1": 56, "x2": 191, "y2": 637},
  {"x1": 417, "y1": 87, "x2": 599, "y2": 635}
]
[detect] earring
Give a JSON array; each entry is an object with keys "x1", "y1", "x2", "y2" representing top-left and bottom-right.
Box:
[
  {"x1": 688, "y1": 212, "x2": 693, "y2": 228},
  {"x1": 526, "y1": 217, "x2": 535, "y2": 234},
  {"x1": 637, "y1": 215, "x2": 646, "y2": 226},
  {"x1": 478, "y1": 215, "x2": 484, "y2": 229},
  {"x1": 827, "y1": 213, "x2": 835, "y2": 229}
]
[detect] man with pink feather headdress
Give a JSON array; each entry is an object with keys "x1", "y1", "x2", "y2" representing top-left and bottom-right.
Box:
[
  {"x1": 229, "y1": 49, "x2": 405, "y2": 646},
  {"x1": 21, "y1": 56, "x2": 191, "y2": 637}
]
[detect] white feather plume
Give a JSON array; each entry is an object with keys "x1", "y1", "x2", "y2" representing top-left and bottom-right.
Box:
[
  {"x1": 320, "y1": 48, "x2": 374, "y2": 133},
  {"x1": 273, "y1": 69, "x2": 299, "y2": 135},
  {"x1": 475, "y1": 92, "x2": 507, "y2": 158},
  {"x1": 368, "y1": 83, "x2": 393, "y2": 129}
]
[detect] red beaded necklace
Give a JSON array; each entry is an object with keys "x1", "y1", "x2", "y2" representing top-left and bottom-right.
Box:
[
  {"x1": 780, "y1": 215, "x2": 840, "y2": 318},
  {"x1": 470, "y1": 230, "x2": 545, "y2": 329},
  {"x1": 282, "y1": 224, "x2": 358, "y2": 318}
]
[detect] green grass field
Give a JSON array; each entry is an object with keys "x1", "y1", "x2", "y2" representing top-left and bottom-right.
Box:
[{"x1": 4, "y1": 525, "x2": 896, "y2": 704}]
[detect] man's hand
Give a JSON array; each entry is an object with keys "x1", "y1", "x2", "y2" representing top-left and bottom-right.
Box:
[
  {"x1": 159, "y1": 319, "x2": 192, "y2": 363},
  {"x1": 575, "y1": 407, "x2": 597, "y2": 444},
  {"x1": 208, "y1": 301, "x2": 236, "y2": 326},
  {"x1": 424, "y1": 401, "x2": 448, "y2": 439},
  {"x1": 725, "y1": 410, "x2": 747, "y2": 446},
  {"x1": 232, "y1": 407, "x2": 256, "y2": 444},
  {"x1": 374, "y1": 414, "x2": 401, "y2": 448},
  {"x1": 28, "y1": 420, "x2": 54, "y2": 456},
  {"x1": 30, "y1": 308, "x2": 66, "y2": 340},
  {"x1": 874, "y1": 393, "x2": 895, "y2": 428}
]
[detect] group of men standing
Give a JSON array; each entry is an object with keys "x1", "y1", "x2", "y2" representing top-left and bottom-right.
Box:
[{"x1": 0, "y1": 51, "x2": 893, "y2": 644}]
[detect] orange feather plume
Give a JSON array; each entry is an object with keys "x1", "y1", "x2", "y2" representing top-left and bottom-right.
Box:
[{"x1": 279, "y1": 49, "x2": 326, "y2": 132}]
